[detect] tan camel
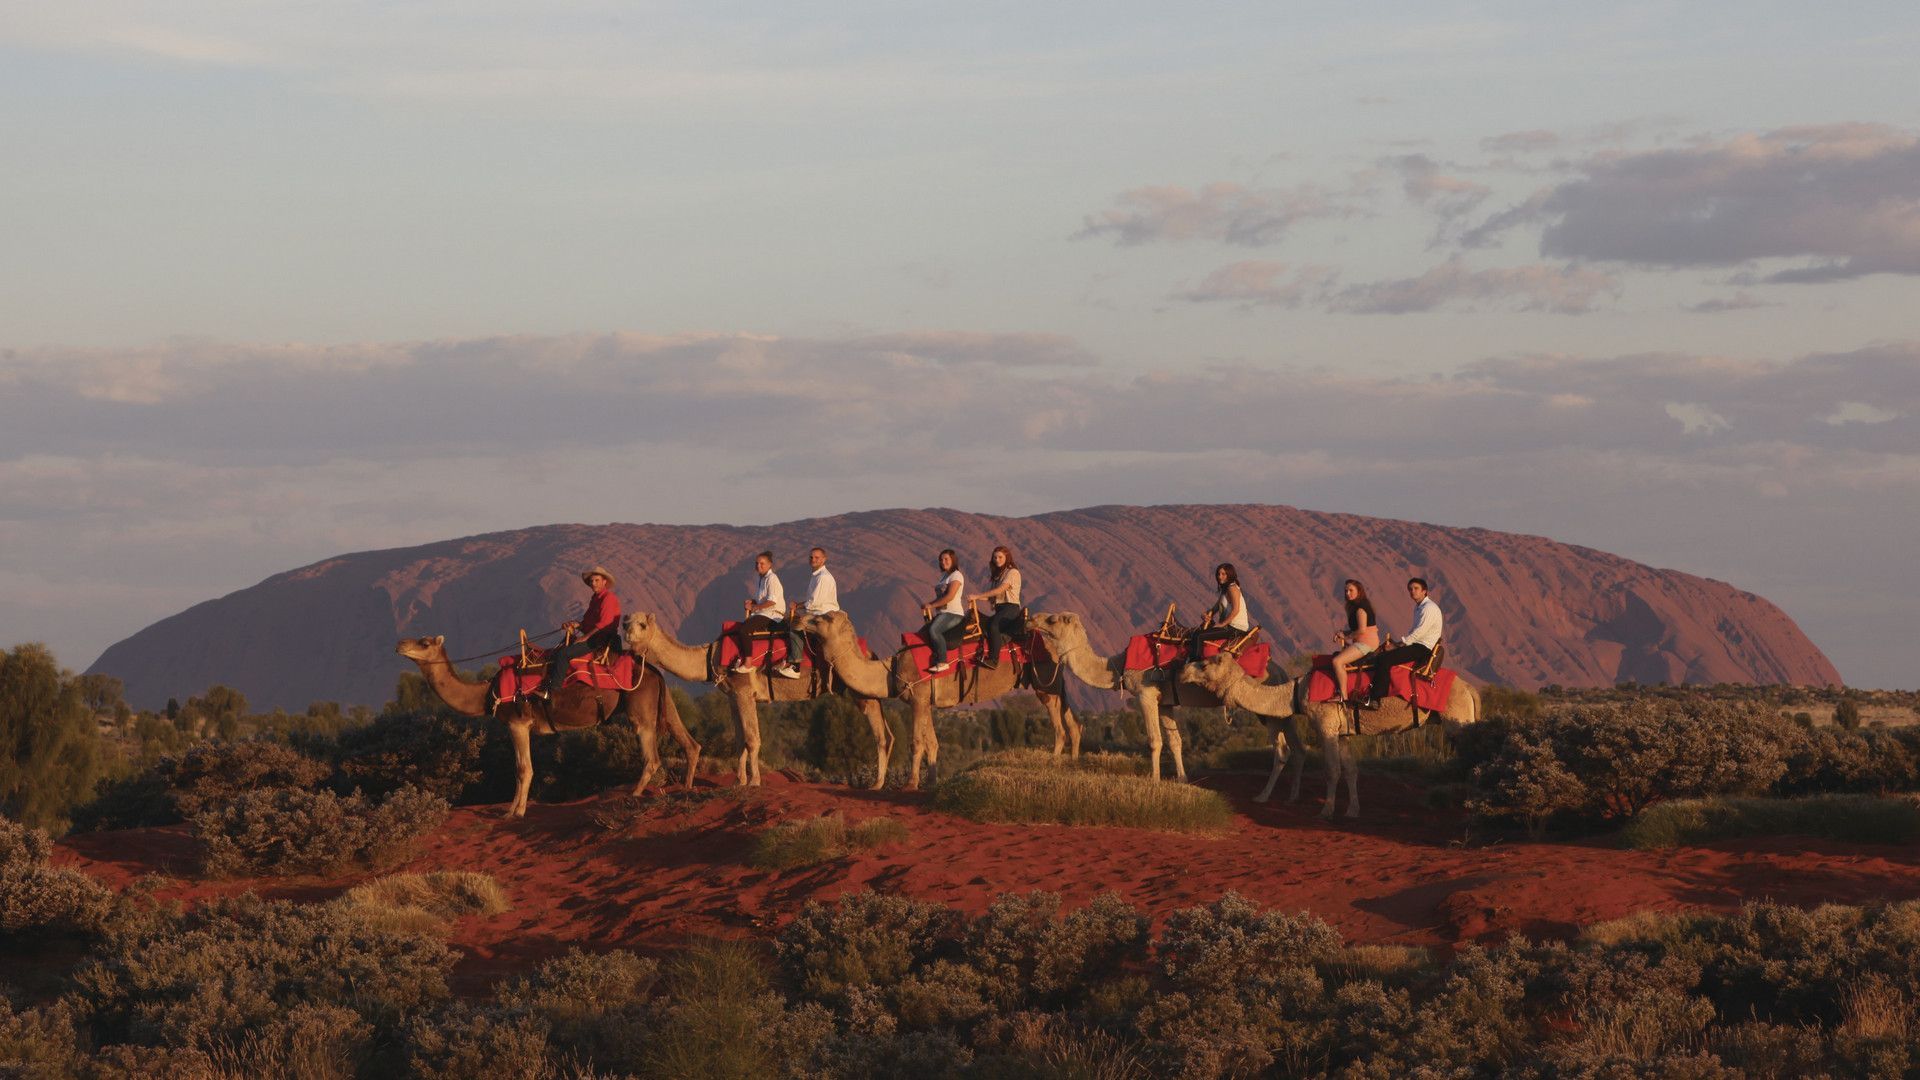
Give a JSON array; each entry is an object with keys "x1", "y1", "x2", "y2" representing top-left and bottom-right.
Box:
[
  {"x1": 796, "y1": 610, "x2": 1080, "y2": 789},
  {"x1": 395, "y1": 636, "x2": 701, "y2": 818},
  {"x1": 1024, "y1": 611, "x2": 1295, "y2": 783},
  {"x1": 1179, "y1": 652, "x2": 1480, "y2": 818},
  {"x1": 619, "y1": 611, "x2": 895, "y2": 789}
]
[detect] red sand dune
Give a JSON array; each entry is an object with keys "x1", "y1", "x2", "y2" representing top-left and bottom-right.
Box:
[
  {"x1": 90, "y1": 503, "x2": 1840, "y2": 710},
  {"x1": 54, "y1": 771, "x2": 1920, "y2": 984}
]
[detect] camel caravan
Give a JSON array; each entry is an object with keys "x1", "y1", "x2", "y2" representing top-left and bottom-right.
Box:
[{"x1": 396, "y1": 548, "x2": 1479, "y2": 819}]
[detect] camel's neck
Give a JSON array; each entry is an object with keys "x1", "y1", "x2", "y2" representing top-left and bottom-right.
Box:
[
  {"x1": 632, "y1": 627, "x2": 711, "y2": 681},
  {"x1": 1227, "y1": 675, "x2": 1298, "y2": 716},
  {"x1": 817, "y1": 634, "x2": 893, "y2": 699},
  {"x1": 413, "y1": 658, "x2": 490, "y2": 718},
  {"x1": 1048, "y1": 634, "x2": 1121, "y2": 690}
]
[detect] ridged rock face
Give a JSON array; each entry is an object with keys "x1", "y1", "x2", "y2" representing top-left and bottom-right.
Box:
[{"x1": 90, "y1": 504, "x2": 1841, "y2": 709}]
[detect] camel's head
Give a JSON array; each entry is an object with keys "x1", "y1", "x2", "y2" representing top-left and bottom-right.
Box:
[
  {"x1": 621, "y1": 612, "x2": 661, "y2": 654},
  {"x1": 395, "y1": 635, "x2": 447, "y2": 663},
  {"x1": 1179, "y1": 652, "x2": 1244, "y2": 694},
  {"x1": 796, "y1": 609, "x2": 854, "y2": 641},
  {"x1": 1026, "y1": 611, "x2": 1085, "y2": 646}
]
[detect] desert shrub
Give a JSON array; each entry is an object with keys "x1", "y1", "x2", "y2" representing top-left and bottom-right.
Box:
[
  {"x1": 0, "y1": 815, "x2": 114, "y2": 939},
  {"x1": 403, "y1": 1002, "x2": 549, "y2": 1080},
  {"x1": 1779, "y1": 725, "x2": 1920, "y2": 796},
  {"x1": 933, "y1": 760, "x2": 1232, "y2": 833},
  {"x1": 961, "y1": 891, "x2": 1148, "y2": 1011},
  {"x1": 495, "y1": 948, "x2": 658, "y2": 1072},
  {"x1": 1623, "y1": 794, "x2": 1920, "y2": 849},
  {"x1": 1836, "y1": 696, "x2": 1863, "y2": 731},
  {"x1": 775, "y1": 890, "x2": 960, "y2": 1003},
  {"x1": 204, "y1": 1002, "x2": 371, "y2": 1080},
  {"x1": 1479, "y1": 683, "x2": 1543, "y2": 721},
  {"x1": 333, "y1": 871, "x2": 510, "y2": 934},
  {"x1": 194, "y1": 784, "x2": 448, "y2": 877},
  {"x1": 639, "y1": 940, "x2": 787, "y2": 1080},
  {"x1": 73, "y1": 892, "x2": 454, "y2": 1055},
  {"x1": 749, "y1": 812, "x2": 909, "y2": 870},
  {"x1": 74, "y1": 739, "x2": 334, "y2": 831},
  {"x1": 326, "y1": 712, "x2": 487, "y2": 801},
  {"x1": 1469, "y1": 700, "x2": 1796, "y2": 830},
  {"x1": 0, "y1": 643, "x2": 112, "y2": 833},
  {"x1": 0, "y1": 996, "x2": 83, "y2": 1077}
]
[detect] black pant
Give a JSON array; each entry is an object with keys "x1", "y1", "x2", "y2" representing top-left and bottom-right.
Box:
[
  {"x1": 1187, "y1": 625, "x2": 1241, "y2": 661},
  {"x1": 544, "y1": 628, "x2": 616, "y2": 691},
  {"x1": 731, "y1": 614, "x2": 783, "y2": 666},
  {"x1": 984, "y1": 603, "x2": 1023, "y2": 662},
  {"x1": 1365, "y1": 643, "x2": 1433, "y2": 700}
]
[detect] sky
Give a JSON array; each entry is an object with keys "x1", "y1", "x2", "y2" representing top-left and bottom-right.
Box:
[{"x1": 2, "y1": 1, "x2": 1918, "y2": 688}]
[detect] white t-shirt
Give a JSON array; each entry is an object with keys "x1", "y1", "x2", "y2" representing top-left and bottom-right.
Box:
[
  {"x1": 803, "y1": 566, "x2": 840, "y2": 614},
  {"x1": 992, "y1": 568, "x2": 1022, "y2": 606},
  {"x1": 752, "y1": 571, "x2": 786, "y2": 623},
  {"x1": 935, "y1": 570, "x2": 965, "y2": 616},
  {"x1": 1215, "y1": 585, "x2": 1250, "y2": 631},
  {"x1": 1405, "y1": 596, "x2": 1443, "y2": 649}
]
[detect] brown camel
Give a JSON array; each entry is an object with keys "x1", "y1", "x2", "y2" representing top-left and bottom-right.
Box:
[
  {"x1": 395, "y1": 636, "x2": 701, "y2": 818},
  {"x1": 619, "y1": 611, "x2": 895, "y2": 789},
  {"x1": 797, "y1": 610, "x2": 1080, "y2": 789},
  {"x1": 1024, "y1": 611, "x2": 1295, "y2": 783},
  {"x1": 1179, "y1": 652, "x2": 1480, "y2": 818}
]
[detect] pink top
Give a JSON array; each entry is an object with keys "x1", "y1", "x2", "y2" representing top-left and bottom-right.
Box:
[{"x1": 1350, "y1": 624, "x2": 1380, "y2": 649}]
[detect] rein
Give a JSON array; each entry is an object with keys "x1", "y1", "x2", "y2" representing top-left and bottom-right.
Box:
[{"x1": 418, "y1": 627, "x2": 566, "y2": 667}]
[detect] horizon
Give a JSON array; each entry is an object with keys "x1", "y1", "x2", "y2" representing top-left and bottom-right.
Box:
[{"x1": 4, "y1": 2, "x2": 1918, "y2": 688}]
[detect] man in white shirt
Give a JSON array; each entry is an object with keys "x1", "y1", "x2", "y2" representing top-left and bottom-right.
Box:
[
  {"x1": 730, "y1": 551, "x2": 787, "y2": 675},
  {"x1": 778, "y1": 546, "x2": 839, "y2": 678},
  {"x1": 1360, "y1": 577, "x2": 1444, "y2": 710}
]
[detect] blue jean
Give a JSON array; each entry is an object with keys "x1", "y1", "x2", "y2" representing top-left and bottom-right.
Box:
[{"x1": 924, "y1": 612, "x2": 965, "y2": 665}]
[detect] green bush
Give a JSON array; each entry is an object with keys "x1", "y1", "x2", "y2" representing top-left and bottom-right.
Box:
[
  {"x1": 193, "y1": 784, "x2": 448, "y2": 877},
  {"x1": 0, "y1": 814, "x2": 113, "y2": 940},
  {"x1": 1623, "y1": 794, "x2": 1920, "y2": 849},
  {"x1": 75, "y1": 739, "x2": 333, "y2": 831},
  {"x1": 325, "y1": 712, "x2": 487, "y2": 801},
  {"x1": 0, "y1": 643, "x2": 112, "y2": 832},
  {"x1": 775, "y1": 890, "x2": 959, "y2": 1004}
]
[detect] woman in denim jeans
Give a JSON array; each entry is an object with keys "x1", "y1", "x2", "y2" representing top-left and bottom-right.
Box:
[{"x1": 919, "y1": 548, "x2": 967, "y2": 673}]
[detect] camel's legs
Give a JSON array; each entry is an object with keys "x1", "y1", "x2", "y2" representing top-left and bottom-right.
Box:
[
  {"x1": 907, "y1": 692, "x2": 936, "y2": 790},
  {"x1": 1284, "y1": 720, "x2": 1308, "y2": 802},
  {"x1": 728, "y1": 681, "x2": 764, "y2": 787},
  {"x1": 859, "y1": 697, "x2": 894, "y2": 790},
  {"x1": 1062, "y1": 701, "x2": 1082, "y2": 760},
  {"x1": 630, "y1": 716, "x2": 661, "y2": 797},
  {"x1": 655, "y1": 679, "x2": 702, "y2": 790},
  {"x1": 1342, "y1": 737, "x2": 1361, "y2": 818},
  {"x1": 1164, "y1": 711, "x2": 1187, "y2": 782},
  {"x1": 1320, "y1": 732, "x2": 1345, "y2": 819},
  {"x1": 1138, "y1": 686, "x2": 1166, "y2": 781},
  {"x1": 1254, "y1": 718, "x2": 1289, "y2": 803},
  {"x1": 508, "y1": 716, "x2": 535, "y2": 818},
  {"x1": 1036, "y1": 691, "x2": 1080, "y2": 764}
]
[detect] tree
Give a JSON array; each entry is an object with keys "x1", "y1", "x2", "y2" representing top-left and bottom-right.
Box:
[
  {"x1": 0, "y1": 643, "x2": 109, "y2": 832},
  {"x1": 73, "y1": 673, "x2": 124, "y2": 715}
]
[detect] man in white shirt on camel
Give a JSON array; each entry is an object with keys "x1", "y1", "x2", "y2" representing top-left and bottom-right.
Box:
[
  {"x1": 1359, "y1": 577, "x2": 1443, "y2": 711},
  {"x1": 777, "y1": 546, "x2": 839, "y2": 679}
]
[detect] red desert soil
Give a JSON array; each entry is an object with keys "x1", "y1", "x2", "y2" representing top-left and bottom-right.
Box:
[{"x1": 55, "y1": 770, "x2": 1920, "y2": 986}]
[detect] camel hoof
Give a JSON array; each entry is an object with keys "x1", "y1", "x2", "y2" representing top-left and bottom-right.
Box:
[
  {"x1": 1318, "y1": 804, "x2": 1336, "y2": 819},
  {"x1": 1344, "y1": 807, "x2": 1360, "y2": 819},
  {"x1": 1252, "y1": 794, "x2": 1271, "y2": 804}
]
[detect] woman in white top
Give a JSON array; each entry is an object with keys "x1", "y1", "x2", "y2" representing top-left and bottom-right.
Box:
[
  {"x1": 919, "y1": 548, "x2": 967, "y2": 672},
  {"x1": 968, "y1": 545, "x2": 1024, "y2": 669},
  {"x1": 1187, "y1": 562, "x2": 1249, "y2": 660}
]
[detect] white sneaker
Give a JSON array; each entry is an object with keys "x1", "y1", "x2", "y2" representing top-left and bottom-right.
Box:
[
  {"x1": 730, "y1": 662, "x2": 757, "y2": 675},
  {"x1": 927, "y1": 662, "x2": 952, "y2": 673},
  {"x1": 775, "y1": 664, "x2": 803, "y2": 679}
]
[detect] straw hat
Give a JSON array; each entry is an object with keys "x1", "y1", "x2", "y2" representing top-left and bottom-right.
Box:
[{"x1": 581, "y1": 566, "x2": 616, "y2": 586}]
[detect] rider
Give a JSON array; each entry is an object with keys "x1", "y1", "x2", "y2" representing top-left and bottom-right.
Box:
[
  {"x1": 1359, "y1": 577, "x2": 1443, "y2": 710},
  {"x1": 920, "y1": 548, "x2": 966, "y2": 673},
  {"x1": 1187, "y1": 563, "x2": 1249, "y2": 660},
  {"x1": 777, "y1": 545, "x2": 839, "y2": 679},
  {"x1": 543, "y1": 566, "x2": 622, "y2": 694},
  {"x1": 968, "y1": 545, "x2": 1023, "y2": 670},
  {"x1": 730, "y1": 551, "x2": 789, "y2": 675},
  {"x1": 1328, "y1": 578, "x2": 1379, "y2": 703}
]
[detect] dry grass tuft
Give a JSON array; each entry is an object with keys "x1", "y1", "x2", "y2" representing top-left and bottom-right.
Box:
[
  {"x1": 973, "y1": 748, "x2": 1147, "y2": 777},
  {"x1": 1579, "y1": 908, "x2": 1701, "y2": 948},
  {"x1": 749, "y1": 812, "x2": 911, "y2": 870},
  {"x1": 1325, "y1": 944, "x2": 1436, "y2": 984},
  {"x1": 933, "y1": 759, "x2": 1233, "y2": 834},
  {"x1": 333, "y1": 871, "x2": 510, "y2": 934},
  {"x1": 1621, "y1": 794, "x2": 1920, "y2": 850}
]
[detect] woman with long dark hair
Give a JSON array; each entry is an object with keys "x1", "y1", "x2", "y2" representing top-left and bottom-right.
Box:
[
  {"x1": 918, "y1": 548, "x2": 967, "y2": 673},
  {"x1": 968, "y1": 545, "x2": 1024, "y2": 669},
  {"x1": 1187, "y1": 563, "x2": 1250, "y2": 660},
  {"x1": 1328, "y1": 578, "x2": 1378, "y2": 702}
]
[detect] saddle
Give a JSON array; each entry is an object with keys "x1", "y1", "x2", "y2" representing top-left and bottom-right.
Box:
[
  {"x1": 489, "y1": 644, "x2": 640, "y2": 711},
  {"x1": 1123, "y1": 603, "x2": 1270, "y2": 679},
  {"x1": 898, "y1": 606, "x2": 1037, "y2": 680},
  {"x1": 1309, "y1": 638, "x2": 1456, "y2": 713}
]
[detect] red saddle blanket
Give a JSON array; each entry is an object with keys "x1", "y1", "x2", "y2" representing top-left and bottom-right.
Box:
[
  {"x1": 1122, "y1": 635, "x2": 1270, "y2": 680},
  {"x1": 1306, "y1": 655, "x2": 1458, "y2": 713},
  {"x1": 714, "y1": 622, "x2": 868, "y2": 673},
  {"x1": 897, "y1": 631, "x2": 1042, "y2": 680},
  {"x1": 491, "y1": 651, "x2": 639, "y2": 705}
]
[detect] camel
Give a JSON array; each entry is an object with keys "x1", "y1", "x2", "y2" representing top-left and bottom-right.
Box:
[
  {"x1": 797, "y1": 610, "x2": 1081, "y2": 789},
  {"x1": 619, "y1": 611, "x2": 894, "y2": 789},
  {"x1": 1023, "y1": 611, "x2": 1295, "y2": 783},
  {"x1": 1179, "y1": 652, "x2": 1480, "y2": 818},
  {"x1": 395, "y1": 636, "x2": 701, "y2": 818}
]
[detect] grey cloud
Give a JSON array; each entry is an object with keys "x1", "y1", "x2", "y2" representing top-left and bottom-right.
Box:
[
  {"x1": 1073, "y1": 182, "x2": 1355, "y2": 247},
  {"x1": 1383, "y1": 153, "x2": 1491, "y2": 222},
  {"x1": 1327, "y1": 259, "x2": 1619, "y2": 315},
  {"x1": 1173, "y1": 261, "x2": 1338, "y2": 308},
  {"x1": 1465, "y1": 124, "x2": 1920, "y2": 281},
  {"x1": 1482, "y1": 129, "x2": 1560, "y2": 153},
  {"x1": 1685, "y1": 291, "x2": 1776, "y2": 314}
]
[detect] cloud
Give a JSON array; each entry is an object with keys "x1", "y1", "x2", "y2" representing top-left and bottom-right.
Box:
[
  {"x1": 1481, "y1": 129, "x2": 1560, "y2": 153},
  {"x1": 1073, "y1": 182, "x2": 1356, "y2": 247},
  {"x1": 1326, "y1": 259, "x2": 1620, "y2": 315},
  {"x1": 1684, "y1": 290, "x2": 1777, "y2": 314},
  {"x1": 1465, "y1": 124, "x2": 1920, "y2": 282},
  {"x1": 1383, "y1": 154, "x2": 1491, "y2": 222},
  {"x1": 1173, "y1": 261, "x2": 1339, "y2": 307}
]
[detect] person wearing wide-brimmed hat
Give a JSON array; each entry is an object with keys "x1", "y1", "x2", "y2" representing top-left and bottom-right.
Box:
[{"x1": 543, "y1": 565, "x2": 623, "y2": 694}]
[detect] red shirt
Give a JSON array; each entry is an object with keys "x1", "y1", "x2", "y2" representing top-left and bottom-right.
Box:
[{"x1": 579, "y1": 590, "x2": 621, "y2": 636}]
